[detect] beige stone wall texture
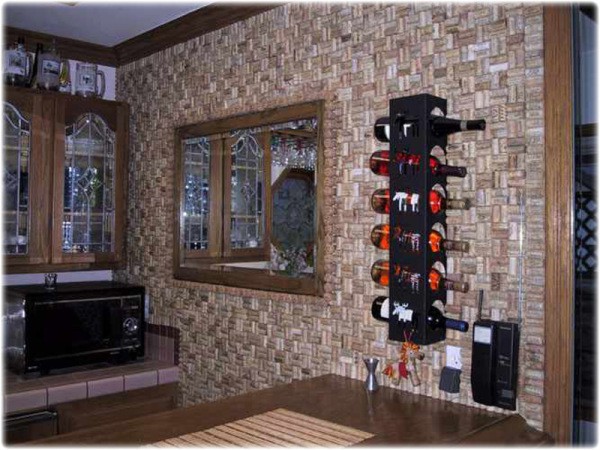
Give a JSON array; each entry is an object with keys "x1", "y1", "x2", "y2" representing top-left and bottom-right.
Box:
[{"x1": 116, "y1": 3, "x2": 545, "y2": 429}]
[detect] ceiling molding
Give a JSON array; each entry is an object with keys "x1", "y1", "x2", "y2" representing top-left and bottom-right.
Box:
[
  {"x1": 5, "y1": 26, "x2": 117, "y2": 66},
  {"x1": 114, "y1": 3, "x2": 283, "y2": 65},
  {"x1": 4, "y1": 3, "x2": 283, "y2": 68}
]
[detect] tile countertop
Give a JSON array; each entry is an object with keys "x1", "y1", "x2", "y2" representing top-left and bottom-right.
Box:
[{"x1": 4, "y1": 359, "x2": 179, "y2": 414}]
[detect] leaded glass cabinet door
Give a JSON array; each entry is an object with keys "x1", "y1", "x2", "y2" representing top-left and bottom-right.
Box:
[
  {"x1": 52, "y1": 97, "x2": 127, "y2": 266},
  {"x1": 3, "y1": 90, "x2": 51, "y2": 268},
  {"x1": 223, "y1": 130, "x2": 271, "y2": 260}
]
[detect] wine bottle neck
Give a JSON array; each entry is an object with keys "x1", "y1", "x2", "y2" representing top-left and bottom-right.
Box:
[
  {"x1": 442, "y1": 239, "x2": 469, "y2": 252},
  {"x1": 435, "y1": 164, "x2": 467, "y2": 178},
  {"x1": 446, "y1": 198, "x2": 471, "y2": 210},
  {"x1": 444, "y1": 279, "x2": 470, "y2": 293}
]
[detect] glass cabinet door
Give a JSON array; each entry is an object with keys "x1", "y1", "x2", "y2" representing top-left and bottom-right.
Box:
[
  {"x1": 3, "y1": 102, "x2": 30, "y2": 256},
  {"x1": 4, "y1": 88, "x2": 126, "y2": 272},
  {"x1": 62, "y1": 113, "x2": 115, "y2": 254}
]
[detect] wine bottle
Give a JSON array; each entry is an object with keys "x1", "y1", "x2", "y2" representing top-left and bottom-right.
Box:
[
  {"x1": 371, "y1": 298, "x2": 468, "y2": 333},
  {"x1": 371, "y1": 296, "x2": 389, "y2": 321},
  {"x1": 371, "y1": 259, "x2": 400, "y2": 287},
  {"x1": 428, "y1": 268, "x2": 469, "y2": 293},
  {"x1": 369, "y1": 150, "x2": 391, "y2": 176},
  {"x1": 428, "y1": 230, "x2": 469, "y2": 253},
  {"x1": 429, "y1": 155, "x2": 467, "y2": 177},
  {"x1": 371, "y1": 188, "x2": 390, "y2": 214},
  {"x1": 29, "y1": 43, "x2": 43, "y2": 88},
  {"x1": 369, "y1": 152, "x2": 465, "y2": 178},
  {"x1": 430, "y1": 116, "x2": 486, "y2": 136},
  {"x1": 426, "y1": 305, "x2": 469, "y2": 332},
  {"x1": 374, "y1": 117, "x2": 390, "y2": 142},
  {"x1": 428, "y1": 188, "x2": 470, "y2": 214},
  {"x1": 59, "y1": 58, "x2": 71, "y2": 93},
  {"x1": 370, "y1": 224, "x2": 390, "y2": 250}
]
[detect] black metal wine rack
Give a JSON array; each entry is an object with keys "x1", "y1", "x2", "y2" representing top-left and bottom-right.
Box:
[{"x1": 388, "y1": 93, "x2": 449, "y2": 345}]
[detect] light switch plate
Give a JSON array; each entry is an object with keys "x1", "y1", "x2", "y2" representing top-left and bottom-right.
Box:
[{"x1": 446, "y1": 345, "x2": 462, "y2": 370}]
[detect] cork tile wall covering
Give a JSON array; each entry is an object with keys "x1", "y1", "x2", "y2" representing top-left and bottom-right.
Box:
[{"x1": 115, "y1": 3, "x2": 545, "y2": 430}]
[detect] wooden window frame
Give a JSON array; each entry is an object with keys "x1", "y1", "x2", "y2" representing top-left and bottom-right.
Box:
[
  {"x1": 173, "y1": 100, "x2": 325, "y2": 296},
  {"x1": 543, "y1": 5, "x2": 577, "y2": 443}
]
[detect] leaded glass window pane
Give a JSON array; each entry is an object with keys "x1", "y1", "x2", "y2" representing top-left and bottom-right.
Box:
[
  {"x1": 63, "y1": 113, "x2": 115, "y2": 253},
  {"x1": 3, "y1": 102, "x2": 30, "y2": 255},
  {"x1": 182, "y1": 137, "x2": 210, "y2": 251},
  {"x1": 230, "y1": 129, "x2": 264, "y2": 249}
]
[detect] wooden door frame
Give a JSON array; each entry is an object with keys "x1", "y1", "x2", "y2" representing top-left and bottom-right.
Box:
[{"x1": 543, "y1": 5, "x2": 575, "y2": 444}]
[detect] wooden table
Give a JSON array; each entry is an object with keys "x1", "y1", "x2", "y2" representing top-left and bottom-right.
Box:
[{"x1": 33, "y1": 374, "x2": 551, "y2": 445}]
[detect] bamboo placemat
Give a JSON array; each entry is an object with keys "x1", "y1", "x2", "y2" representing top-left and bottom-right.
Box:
[{"x1": 148, "y1": 408, "x2": 374, "y2": 447}]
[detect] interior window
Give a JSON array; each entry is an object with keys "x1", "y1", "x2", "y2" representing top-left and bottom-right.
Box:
[{"x1": 174, "y1": 102, "x2": 323, "y2": 296}]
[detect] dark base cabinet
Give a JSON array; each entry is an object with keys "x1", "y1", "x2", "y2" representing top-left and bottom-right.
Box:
[
  {"x1": 54, "y1": 383, "x2": 177, "y2": 435},
  {"x1": 3, "y1": 383, "x2": 177, "y2": 445},
  {"x1": 5, "y1": 411, "x2": 58, "y2": 444}
]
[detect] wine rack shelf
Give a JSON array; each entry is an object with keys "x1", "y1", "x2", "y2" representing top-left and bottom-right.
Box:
[
  {"x1": 393, "y1": 94, "x2": 447, "y2": 345},
  {"x1": 371, "y1": 93, "x2": 480, "y2": 346}
]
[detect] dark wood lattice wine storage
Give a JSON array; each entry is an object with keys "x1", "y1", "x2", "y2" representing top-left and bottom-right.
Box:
[{"x1": 371, "y1": 93, "x2": 481, "y2": 345}]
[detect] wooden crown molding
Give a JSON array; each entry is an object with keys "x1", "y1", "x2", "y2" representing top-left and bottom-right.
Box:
[
  {"x1": 113, "y1": 3, "x2": 283, "y2": 65},
  {"x1": 4, "y1": 26, "x2": 117, "y2": 66},
  {"x1": 5, "y1": 3, "x2": 283, "y2": 68}
]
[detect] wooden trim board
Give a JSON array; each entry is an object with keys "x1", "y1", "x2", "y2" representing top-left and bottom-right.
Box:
[
  {"x1": 543, "y1": 5, "x2": 574, "y2": 444},
  {"x1": 114, "y1": 3, "x2": 282, "y2": 65}
]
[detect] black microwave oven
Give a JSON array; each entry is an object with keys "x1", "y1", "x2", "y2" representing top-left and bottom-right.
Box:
[{"x1": 4, "y1": 281, "x2": 145, "y2": 375}]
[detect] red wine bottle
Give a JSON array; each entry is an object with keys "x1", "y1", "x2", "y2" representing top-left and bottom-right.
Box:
[
  {"x1": 369, "y1": 152, "x2": 465, "y2": 178},
  {"x1": 371, "y1": 296, "x2": 390, "y2": 321},
  {"x1": 426, "y1": 305, "x2": 469, "y2": 332},
  {"x1": 428, "y1": 268, "x2": 469, "y2": 293},
  {"x1": 370, "y1": 224, "x2": 390, "y2": 250},
  {"x1": 374, "y1": 117, "x2": 390, "y2": 142},
  {"x1": 428, "y1": 188, "x2": 470, "y2": 214},
  {"x1": 430, "y1": 116, "x2": 486, "y2": 136},
  {"x1": 371, "y1": 189, "x2": 390, "y2": 214},
  {"x1": 369, "y1": 150, "x2": 391, "y2": 176},
  {"x1": 428, "y1": 230, "x2": 469, "y2": 253},
  {"x1": 371, "y1": 260, "x2": 400, "y2": 287},
  {"x1": 429, "y1": 155, "x2": 467, "y2": 177},
  {"x1": 371, "y1": 299, "x2": 468, "y2": 333}
]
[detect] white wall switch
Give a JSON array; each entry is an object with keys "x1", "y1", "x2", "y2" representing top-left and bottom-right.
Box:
[{"x1": 446, "y1": 345, "x2": 462, "y2": 370}]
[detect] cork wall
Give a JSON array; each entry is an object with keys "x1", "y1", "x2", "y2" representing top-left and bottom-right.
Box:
[{"x1": 115, "y1": 3, "x2": 545, "y2": 429}]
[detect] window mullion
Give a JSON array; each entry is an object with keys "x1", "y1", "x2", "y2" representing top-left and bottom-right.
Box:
[
  {"x1": 221, "y1": 137, "x2": 233, "y2": 258},
  {"x1": 208, "y1": 137, "x2": 224, "y2": 258}
]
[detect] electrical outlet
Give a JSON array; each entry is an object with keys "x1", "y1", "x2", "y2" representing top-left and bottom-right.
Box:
[{"x1": 446, "y1": 345, "x2": 462, "y2": 370}]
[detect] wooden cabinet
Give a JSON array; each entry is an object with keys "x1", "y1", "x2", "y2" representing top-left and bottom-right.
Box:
[
  {"x1": 3, "y1": 87, "x2": 129, "y2": 273},
  {"x1": 5, "y1": 411, "x2": 58, "y2": 444},
  {"x1": 54, "y1": 384, "x2": 177, "y2": 435},
  {"x1": 4, "y1": 384, "x2": 177, "y2": 444}
]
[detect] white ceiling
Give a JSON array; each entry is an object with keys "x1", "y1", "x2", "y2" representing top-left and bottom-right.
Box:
[{"x1": 4, "y1": 2, "x2": 210, "y2": 47}]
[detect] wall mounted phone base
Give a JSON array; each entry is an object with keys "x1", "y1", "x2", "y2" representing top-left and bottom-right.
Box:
[{"x1": 471, "y1": 319, "x2": 520, "y2": 410}]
